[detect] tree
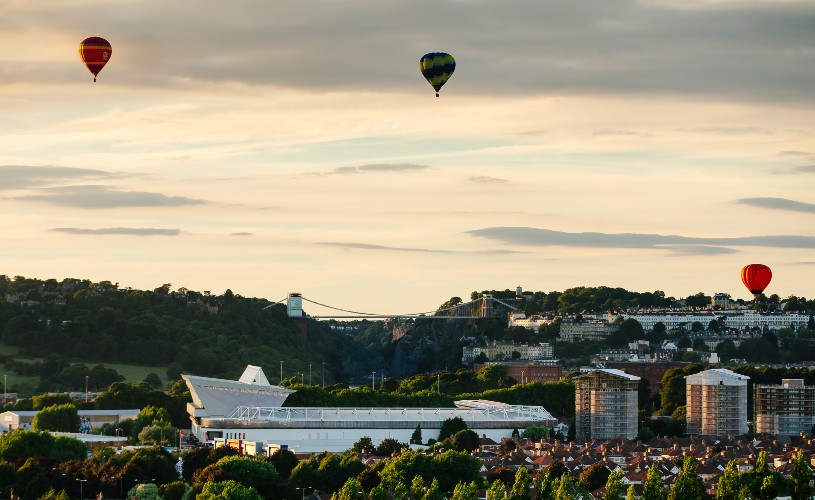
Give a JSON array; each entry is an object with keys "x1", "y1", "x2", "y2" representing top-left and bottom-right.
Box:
[
  {"x1": 521, "y1": 425, "x2": 549, "y2": 441},
  {"x1": 627, "y1": 485, "x2": 637, "y2": 500},
  {"x1": 641, "y1": 466, "x2": 666, "y2": 500},
  {"x1": 716, "y1": 460, "x2": 741, "y2": 500},
  {"x1": 33, "y1": 403, "x2": 79, "y2": 432},
  {"x1": 439, "y1": 417, "x2": 468, "y2": 441},
  {"x1": 369, "y1": 484, "x2": 388, "y2": 500},
  {"x1": 51, "y1": 435, "x2": 88, "y2": 461},
  {"x1": 353, "y1": 436, "x2": 375, "y2": 454},
  {"x1": 554, "y1": 474, "x2": 575, "y2": 500},
  {"x1": 788, "y1": 450, "x2": 812, "y2": 500},
  {"x1": 486, "y1": 479, "x2": 505, "y2": 500},
  {"x1": 144, "y1": 373, "x2": 162, "y2": 388},
  {"x1": 334, "y1": 477, "x2": 364, "y2": 500},
  {"x1": 0, "y1": 429, "x2": 54, "y2": 461},
  {"x1": 159, "y1": 481, "x2": 191, "y2": 500},
  {"x1": 507, "y1": 467, "x2": 531, "y2": 500},
  {"x1": 580, "y1": 462, "x2": 611, "y2": 492},
  {"x1": 269, "y1": 448, "x2": 299, "y2": 479},
  {"x1": 534, "y1": 471, "x2": 556, "y2": 499},
  {"x1": 410, "y1": 425, "x2": 423, "y2": 445},
  {"x1": 411, "y1": 476, "x2": 427, "y2": 499},
  {"x1": 604, "y1": 468, "x2": 624, "y2": 500},
  {"x1": 452, "y1": 429, "x2": 480, "y2": 453},
  {"x1": 197, "y1": 480, "x2": 261, "y2": 500},
  {"x1": 452, "y1": 481, "x2": 478, "y2": 500},
  {"x1": 376, "y1": 438, "x2": 407, "y2": 456},
  {"x1": 667, "y1": 457, "x2": 704, "y2": 500},
  {"x1": 742, "y1": 450, "x2": 784, "y2": 500},
  {"x1": 423, "y1": 478, "x2": 444, "y2": 500},
  {"x1": 194, "y1": 455, "x2": 279, "y2": 498}
]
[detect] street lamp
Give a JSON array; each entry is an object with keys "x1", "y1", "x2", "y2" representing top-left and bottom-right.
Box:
[
  {"x1": 85, "y1": 375, "x2": 89, "y2": 403},
  {"x1": 322, "y1": 362, "x2": 326, "y2": 387},
  {"x1": 280, "y1": 361, "x2": 283, "y2": 384},
  {"x1": 309, "y1": 364, "x2": 312, "y2": 385},
  {"x1": 76, "y1": 478, "x2": 87, "y2": 500},
  {"x1": 3, "y1": 374, "x2": 6, "y2": 406},
  {"x1": 371, "y1": 371, "x2": 375, "y2": 391},
  {"x1": 296, "y1": 486, "x2": 312, "y2": 500}
]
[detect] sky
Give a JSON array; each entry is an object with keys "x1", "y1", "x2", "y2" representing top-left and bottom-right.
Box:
[{"x1": 1, "y1": 0, "x2": 814, "y2": 316}]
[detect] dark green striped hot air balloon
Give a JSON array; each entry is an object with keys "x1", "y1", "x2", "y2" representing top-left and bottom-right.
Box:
[{"x1": 420, "y1": 52, "x2": 456, "y2": 97}]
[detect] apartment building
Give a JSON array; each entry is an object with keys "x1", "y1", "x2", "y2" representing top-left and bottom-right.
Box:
[
  {"x1": 560, "y1": 321, "x2": 620, "y2": 342},
  {"x1": 754, "y1": 379, "x2": 815, "y2": 436},
  {"x1": 686, "y1": 369, "x2": 749, "y2": 438},
  {"x1": 462, "y1": 341, "x2": 553, "y2": 364},
  {"x1": 574, "y1": 369, "x2": 640, "y2": 440}
]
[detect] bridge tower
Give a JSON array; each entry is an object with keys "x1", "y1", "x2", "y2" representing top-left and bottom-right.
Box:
[
  {"x1": 287, "y1": 293, "x2": 303, "y2": 317},
  {"x1": 480, "y1": 294, "x2": 493, "y2": 318}
]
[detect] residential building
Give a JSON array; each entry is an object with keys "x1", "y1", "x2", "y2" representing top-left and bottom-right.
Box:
[
  {"x1": 560, "y1": 321, "x2": 620, "y2": 342},
  {"x1": 611, "y1": 311, "x2": 810, "y2": 332},
  {"x1": 574, "y1": 369, "x2": 640, "y2": 440},
  {"x1": 686, "y1": 369, "x2": 749, "y2": 438},
  {"x1": 754, "y1": 379, "x2": 815, "y2": 436},
  {"x1": 462, "y1": 341, "x2": 553, "y2": 364},
  {"x1": 508, "y1": 313, "x2": 555, "y2": 331},
  {"x1": 474, "y1": 361, "x2": 563, "y2": 383}
]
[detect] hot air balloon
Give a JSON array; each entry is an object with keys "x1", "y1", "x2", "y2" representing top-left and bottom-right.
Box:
[
  {"x1": 78, "y1": 37, "x2": 112, "y2": 82},
  {"x1": 420, "y1": 52, "x2": 456, "y2": 97},
  {"x1": 741, "y1": 264, "x2": 772, "y2": 299}
]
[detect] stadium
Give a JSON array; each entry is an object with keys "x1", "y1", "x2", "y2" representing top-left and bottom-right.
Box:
[{"x1": 183, "y1": 365, "x2": 557, "y2": 453}]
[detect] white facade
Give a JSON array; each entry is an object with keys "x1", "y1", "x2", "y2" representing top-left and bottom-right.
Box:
[
  {"x1": 185, "y1": 367, "x2": 557, "y2": 454},
  {"x1": 611, "y1": 311, "x2": 810, "y2": 332},
  {"x1": 686, "y1": 369, "x2": 749, "y2": 437},
  {"x1": 508, "y1": 313, "x2": 555, "y2": 331}
]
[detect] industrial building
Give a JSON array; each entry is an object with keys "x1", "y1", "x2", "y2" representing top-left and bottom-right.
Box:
[
  {"x1": 574, "y1": 369, "x2": 640, "y2": 440},
  {"x1": 184, "y1": 365, "x2": 557, "y2": 454},
  {"x1": 686, "y1": 368, "x2": 749, "y2": 438},
  {"x1": 754, "y1": 379, "x2": 815, "y2": 436},
  {"x1": 1, "y1": 409, "x2": 139, "y2": 432}
]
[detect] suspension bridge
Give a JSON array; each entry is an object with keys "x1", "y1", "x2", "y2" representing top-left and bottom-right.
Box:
[{"x1": 265, "y1": 293, "x2": 517, "y2": 320}]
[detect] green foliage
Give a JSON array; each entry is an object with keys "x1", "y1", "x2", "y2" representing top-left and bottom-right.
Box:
[
  {"x1": 39, "y1": 489, "x2": 70, "y2": 500},
  {"x1": 506, "y1": 467, "x2": 531, "y2": 500},
  {"x1": 741, "y1": 450, "x2": 785, "y2": 500},
  {"x1": 32, "y1": 393, "x2": 73, "y2": 410},
  {"x1": 33, "y1": 403, "x2": 80, "y2": 432},
  {"x1": 520, "y1": 425, "x2": 549, "y2": 441},
  {"x1": 194, "y1": 455, "x2": 278, "y2": 498},
  {"x1": 604, "y1": 468, "x2": 624, "y2": 500},
  {"x1": 642, "y1": 465, "x2": 666, "y2": 500},
  {"x1": 452, "y1": 429, "x2": 480, "y2": 453},
  {"x1": 411, "y1": 475, "x2": 427, "y2": 499},
  {"x1": 0, "y1": 429, "x2": 54, "y2": 461},
  {"x1": 789, "y1": 450, "x2": 812, "y2": 500},
  {"x1": 268, "y1": 448, "x2": 299, "y2": 479},
  {"x1": 158, "y1": 481, "x2": 190, "y2": 500},
  {"x1": 452, "y1": 481, "x2": 478, "y2": 500},
  {"x1": 51, "y1": 435, "x2": 88, "y2": 461},
  {"x1": 579, "y1": 462, "x2": 611, "y2": 493},
  {"x1": 486, "y1": 479, "x2": 505, "y2": 500},
  {"x1": 659, "y1": 365, "x2": 704, "y2": 415},
  {"x1": 410, "y1": 425, "x2": 423, "y2": 445},
  {"x1": 375, "y1": 437, "x2": 407, "y2": 456},
  {"x1": 667, "y1": 457, "x2": 705, "y2": 500},
  {"x1": 716, "y1": 460, "x2": 741, "y2": 500},
  {"x1": 439, "y1": 416, "x2": 468, "y2": 441},
  {"x1": 554, "y1": 473, "x2": 575, "y2": 500},
  {"x1": 197, "y1": 480, "x2": 261, "y2": 500}
]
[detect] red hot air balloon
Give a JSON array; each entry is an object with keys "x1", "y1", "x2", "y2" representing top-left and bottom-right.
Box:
[
  {"x1": 741, "y1": 264, "x2": 772, "y2": 299},
  {"x1": 78, "y1": 37, "x2": 112, "y2": 82}
]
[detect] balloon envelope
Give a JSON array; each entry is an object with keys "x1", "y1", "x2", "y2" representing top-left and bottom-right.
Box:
[
  {"x1": 420, "y1": 52, "x2": 455, "y2": 96},
  {"x1": 741, "y1": 264, "x2": 772, "y2": 299},
  {"x1": 78, "y1": 37, "x2": 112, "y2": 81}
]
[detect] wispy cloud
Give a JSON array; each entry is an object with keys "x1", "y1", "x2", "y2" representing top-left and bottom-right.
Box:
[
  {"x1": 469, "y1": 176, "x2": 509, "y2": 184},
  {"x1": 308, "y1": 163, "x2": 431, "y2": 176},
  {"x1": 50, "y1": 227, "x2": 181, "y2": 236},
  {"x1": 467, "y1": 227, "x2": 815, "y2": 254},
  {"x1": 593, "y1": 129, "x2": 654, "y2": 137},
  {"x1": 231, "y1": 232, "x2": 254, "y2": 236},
  {"x1": 778, "y1": 151, "x2": 811, "y2": 157},
  {"x1": 318, "y1": 242, "x2": 525, "y2": 254},
  {"x1": 0, "y1": 165, "x2": 119, "y2": 190},
  {"x1": 680, "y1": 127, "x2": 773, "y2": 135},
  {"x1": 736, "y1": 197, "x2": 815, "y2": 214},
  {"x1": 16, "y1": 185, "x2": 205, "y2": 208},
  {"x1": 772, "y1": 165, "x2": 815, "y2": 175}
]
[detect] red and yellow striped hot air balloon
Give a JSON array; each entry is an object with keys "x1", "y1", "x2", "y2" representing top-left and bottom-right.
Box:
[
  {"x1": 741, "y1": 264, "x2": 772, "y2": 300},
  {"x1": 78, "y1": 37, "x2": 112, "y2": 82}
]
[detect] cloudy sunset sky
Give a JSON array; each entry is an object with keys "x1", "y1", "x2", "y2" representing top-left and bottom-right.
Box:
[{"x1": 1, "y1": 0, "x2": 814, "y2": 314}]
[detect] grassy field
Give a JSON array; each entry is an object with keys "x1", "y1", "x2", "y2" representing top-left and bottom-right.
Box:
[{"x1": 1, "y1": 343, "x2": 170, "y2": 397}]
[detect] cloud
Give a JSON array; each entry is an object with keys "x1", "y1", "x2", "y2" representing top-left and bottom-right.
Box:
[
  {"x1": 469, "y1": 176, "x2": 509, "y2": 184},
  {"x1": 9, "y1": 0, "x2": 814, "y2": 102},
  {"x1": 231, "y1": 232, "x2": 255, "y2": 236},
  {"x1": 318, "y1": 242, "x2": 525, "y2": 254},
  {"x1": 736, "y1": 197, "x2": 815, "y2": 214},
  {"x1": 773, "y1": 165, "x2": 815, "y2": 175},
  {"x1": 0, "y1": 165, "x2": 119, "y2": 190},
  {"x1": 778, "y1": 151, "x2": 811, "y2": 157},
  {"x1": 680, "y1": 127, "x2": 772, "y2": 135},
  {"x1": 311, "y1": 164, "x2": 431, "y2": 176},
  {"x1": 16, "y1": 185, "x2": 205, "y2": 208},
  {"x1": 593, "y1": 129, "x2": 654, "y2": 137},
  {"x1": 50, "y1": 227, "x2": 181, "y2": 236},
  {"x1": 466, "y1": 226, "x2": 815, "y2": 254}
]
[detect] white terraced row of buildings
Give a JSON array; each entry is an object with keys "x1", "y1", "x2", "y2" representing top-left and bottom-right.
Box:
[{"x1": 607, "y1": 311, "x2": 811, "y2": 332}]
